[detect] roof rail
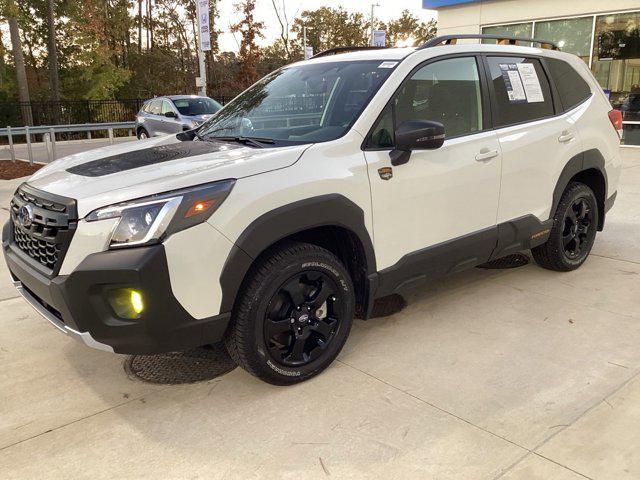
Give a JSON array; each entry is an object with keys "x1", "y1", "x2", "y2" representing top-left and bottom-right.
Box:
[
  {"x1": 312, "y1": 46, "x2": 388, "y2": 58},
  {"x1": 418, "y1": 34, "x2": 559, "y2": 51}
]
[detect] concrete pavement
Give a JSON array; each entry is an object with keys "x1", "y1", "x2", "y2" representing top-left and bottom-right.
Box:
[{"x1": 0, "y1": 149, "x2": 639, "y2": 479}]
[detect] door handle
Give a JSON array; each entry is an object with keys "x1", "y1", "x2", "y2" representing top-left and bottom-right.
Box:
[
  {"x1": 475, "y1": 148, "x2": 499, "y2": 162},
  {"x1": 558, "y1": 131, "x2": 575, "y2": 143}
]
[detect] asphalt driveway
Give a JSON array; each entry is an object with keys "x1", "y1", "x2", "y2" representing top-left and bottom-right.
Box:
[{"x1": 0, "y1": 149, "x2": 639, "y2": 479}]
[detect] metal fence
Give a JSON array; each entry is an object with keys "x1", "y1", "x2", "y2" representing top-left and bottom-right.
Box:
[
  {"x1": 0, "y1": 95, "x2": 237, "y2": 128},
  {"x1": 1, "y1": 122, "x2": 136, "y2": 164}
]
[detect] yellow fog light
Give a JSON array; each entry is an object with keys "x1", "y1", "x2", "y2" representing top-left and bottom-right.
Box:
[
  {"x1": 130, "y1": 290, "x2": 144, "y2": 315},
  {"x1": 108, "y1": 288, "x2": 144, "y2": 319}
]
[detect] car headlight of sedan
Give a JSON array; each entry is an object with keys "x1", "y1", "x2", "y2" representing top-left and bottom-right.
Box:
[{"x1": 86, "y1": 179, "x2": 235, "y2": 249}]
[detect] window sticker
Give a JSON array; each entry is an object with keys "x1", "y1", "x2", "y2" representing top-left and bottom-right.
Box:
[
  {"x1": 378, "y1": 61, "x2": 398, "y2": 69},
  {"x1": 500, "y1": 64, "x2": 526, "y2": 103},
  {"x1": 516, "y1": 63, "x2": 544, "y2": 103}
]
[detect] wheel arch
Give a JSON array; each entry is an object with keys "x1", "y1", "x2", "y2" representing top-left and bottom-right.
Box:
[
  {"x1": 552, "y1": 149, "x2": 608, "y2": 231},
  {"x1": 218, "y1": 194, "x2": 376, "y2": 319}
]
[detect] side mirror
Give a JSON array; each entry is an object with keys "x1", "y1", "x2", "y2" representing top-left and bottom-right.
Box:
[
  {"x1": 390, "y1": 120, "x2": 445, "y2": 166},
  {"x1": 164, "y1": 111, "x2": 177, "y2": 118}
]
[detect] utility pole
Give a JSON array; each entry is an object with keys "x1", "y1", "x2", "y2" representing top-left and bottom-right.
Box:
[
  {"x1": 370, "y1": 3, "x2": 380, "y2": 46},
  {"x1": 195, "y1": 0, "x2": 208, "y2": 96}
]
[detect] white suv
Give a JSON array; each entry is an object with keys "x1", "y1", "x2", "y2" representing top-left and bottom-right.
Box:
[{"x1": 3, "y1": 36, "x2": 622, "y2": 384}]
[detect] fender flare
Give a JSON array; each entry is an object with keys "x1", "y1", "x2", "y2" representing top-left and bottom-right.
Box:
[
  {"x1": 218, "y1": 194, "x2": 376, "y2": 314},
  {"x1": 551, "y1": 148, "x2": 607, "y2": 221}
]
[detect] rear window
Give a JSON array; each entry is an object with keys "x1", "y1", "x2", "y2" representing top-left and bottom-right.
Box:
[
  {"x1": 487, "y1": 57, "x2": 554, "y2": 128},
  {"x1": 546, "y1": 58, "x2": 592, "y2": 112}
]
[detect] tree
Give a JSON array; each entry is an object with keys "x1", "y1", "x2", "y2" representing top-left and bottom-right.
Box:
[
  {"x1": 3, "y1": 0, "x2": 33, "y2": 124},
  {"x1": 46, "y1": 0, "x2": 60, "y2": 120},
  {"x1": 383, "y1": 10, "x2": 437, "y2": 47},
  {"x1": 270, "y1": 0, "x2": 293, "y2": 61},
  {"x1": 230, "y1": 0, "x2": 264, "y2": 90},
  {"x1": 291, "y1": 7, "x2": 369, "y2": 57}
]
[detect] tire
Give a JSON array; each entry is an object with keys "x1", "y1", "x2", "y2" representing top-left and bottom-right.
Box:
[
  {"x1": 532, "y1": 182, "x2": 599, "y2": 272},
  {"x1": 137, "y1": 128, "x2": 149, "y2": 140},
  {"x1": 225, "y1": 241, "x2": 355, "y2": 385}
]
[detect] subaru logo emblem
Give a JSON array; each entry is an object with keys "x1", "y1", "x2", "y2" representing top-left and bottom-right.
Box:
[
  {"x1": 298, "y1": 314, "x2": 309, "y2": 323},
  {"x1": 18, "y1": 204, "x2": 34, "y2": 228}
]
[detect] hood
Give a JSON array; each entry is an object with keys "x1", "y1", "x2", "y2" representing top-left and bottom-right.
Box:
[
  {"x1": 28, "y1": 135, "x2": 310, "y2": 217},
  {"x1": 183, "y1": 114, "x2": 214, "y2": 122}
]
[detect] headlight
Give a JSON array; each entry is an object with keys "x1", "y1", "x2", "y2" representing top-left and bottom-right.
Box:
[{"x1": 86, "y1": 179, "x2": 235, "y2": 249}]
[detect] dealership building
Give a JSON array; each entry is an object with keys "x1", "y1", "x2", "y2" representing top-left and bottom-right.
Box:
[{"x1": 423, "y1": 0, "x2": 640, "y2": 145}]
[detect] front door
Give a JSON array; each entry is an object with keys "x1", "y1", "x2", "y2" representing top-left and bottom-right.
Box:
[
  {"x1": 160, "y1": 100, "x2": 183, "y2": 135},
  {"x1": 363, "y1": 56, "x2": 502, "y2": 288}
]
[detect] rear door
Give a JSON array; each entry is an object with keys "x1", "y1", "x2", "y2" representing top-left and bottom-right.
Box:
[{"x1": 485, "y1": 55, "x2": 584, "y2": 226}]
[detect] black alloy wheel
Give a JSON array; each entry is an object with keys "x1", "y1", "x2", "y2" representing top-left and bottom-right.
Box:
[
  {"x1": 532, "y1": 182, "x2": 599, "y2": 272},
  {"x1": 562, "y1": 197, "x2": 593, "y2": 260},
  {"x1": 225, "y1": 241, "x2": 355, "y2": 385},
  {"x1": 264, "y1": 271, "x2": 341, "y2": 367}
]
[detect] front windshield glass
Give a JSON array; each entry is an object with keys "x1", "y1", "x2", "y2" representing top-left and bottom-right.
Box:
[
  {"x1": 173, "y1": 97, "x2": 222, "y2": 116},
  {"x1": 197, "y1": 60, "x2": 395, "y2": 145}
]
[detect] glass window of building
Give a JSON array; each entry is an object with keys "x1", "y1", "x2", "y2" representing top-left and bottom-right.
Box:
[
  {"x1": 482, "y1": 23, "x2": 533, "y2": 46},
  {"x1": 592, "y1": 11, "x2": 640, "y2": 145},
  {"x1": 534, "y1": 17, "x2": 593, "y2": 63}
]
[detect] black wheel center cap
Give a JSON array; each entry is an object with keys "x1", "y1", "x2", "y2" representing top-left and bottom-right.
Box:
[{"x1": 298, "y1": 313, "x2": 310, "y2": 323}]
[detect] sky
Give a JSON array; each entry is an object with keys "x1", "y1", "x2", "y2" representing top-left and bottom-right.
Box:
[{"x1": 217, "y1": 0, "x2": 438, "y2": 52}]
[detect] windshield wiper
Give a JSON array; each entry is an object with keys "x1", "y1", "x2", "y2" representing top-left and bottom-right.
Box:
[{"x1": 212, "y1": 136, "x2": 276, "y2": 148}]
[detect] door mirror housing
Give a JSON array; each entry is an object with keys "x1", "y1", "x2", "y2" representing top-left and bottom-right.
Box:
[
  {"x1": 164, "y1": 111, "x2": 177, "y2": 118},
  {"x1": 390, "y1": 120, "x2": 445, "y2": 166}
]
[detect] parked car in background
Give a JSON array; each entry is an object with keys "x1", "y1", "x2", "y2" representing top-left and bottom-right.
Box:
[{"x1": 135, "y1": 95, "x2": 222, "y2": 139}]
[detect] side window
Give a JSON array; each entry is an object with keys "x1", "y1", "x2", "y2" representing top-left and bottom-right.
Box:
[
  {"x1": 368, "y1": 56, "x2": 483, "y2": 147},
  {"x1": 369, "y1": 105, "x2": 394, "y2": 148},
  {"x1": 161, "y1": 100, "x2": 174, "y2": 115},
  {"x1": 487, "y1": 56, "x2": 554, "y2": 127},
  {"x1": 546, "y1": 58, "x2": 592, "y2": 112},
  {"x1": 148, "y1": 99, "x2": 162, "y2": 115}
]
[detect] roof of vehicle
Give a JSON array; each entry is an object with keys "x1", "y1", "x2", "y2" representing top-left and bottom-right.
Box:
[
  {"x1": 165, "y1": 95, "x2": 212, "y2": 100},
  {"x1": 297, "y1": 41, "x2": 571, "y2": 67}
]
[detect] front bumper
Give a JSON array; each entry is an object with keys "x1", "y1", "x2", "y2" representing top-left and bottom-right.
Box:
[{"x1": 3, "y1": 221, "x2": 231, "y2": 354}]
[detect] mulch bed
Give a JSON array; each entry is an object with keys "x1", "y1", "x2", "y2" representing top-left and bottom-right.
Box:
[{"x1": 0, "y1": 160, "x2": 43, "y2": 180}]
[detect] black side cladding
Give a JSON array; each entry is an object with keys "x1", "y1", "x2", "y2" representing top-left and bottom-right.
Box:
[
  {"x1": 218, "y1": 194, "x2": 377, "y2": 314},
  {"x1": 67, "y1": 140, "x2": 243, "y2": 177}
]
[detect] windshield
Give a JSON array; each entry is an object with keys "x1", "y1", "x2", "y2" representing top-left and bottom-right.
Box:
[
  {"x1": 173, "y1": 97, "x2": 222, "y2": 116},
  {"x1": 197, "y1": 60, "x2": 395, "y2": 145}
]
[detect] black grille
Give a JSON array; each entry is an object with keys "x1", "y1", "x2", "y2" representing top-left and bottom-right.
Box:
[
  {"x1": 13, "y1": 225, "x2": 62, "y2": 270},
  {"x1": 9, "y1": 185, "x2": 77, "y2": 275}
]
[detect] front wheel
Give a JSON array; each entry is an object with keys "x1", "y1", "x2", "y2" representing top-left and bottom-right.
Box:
[
  {"x1": 532, "y1": 182, "x2": 599, "y2": 271},
  {"x1": 137, "y1": 128, "x2": 149, "y2": 140},
  {"x1": 225, "y1": 242, "x2": 355, "y2": 385}
]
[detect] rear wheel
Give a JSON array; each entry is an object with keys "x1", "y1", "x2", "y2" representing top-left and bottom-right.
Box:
[
  {"x1": 225, "y1": 242, "x2": 354, "y2": 385},
  {"x1": 532, "y1": 182, "x2": 599, "y2": 271}
]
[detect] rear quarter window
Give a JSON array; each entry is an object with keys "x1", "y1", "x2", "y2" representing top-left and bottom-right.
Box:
[
  {"x1": 487, "y1": 56, "x2": 554, "y2": 128},
  {"x1": 546, "y1": 58, "x2": 592, "y2": 111}
]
